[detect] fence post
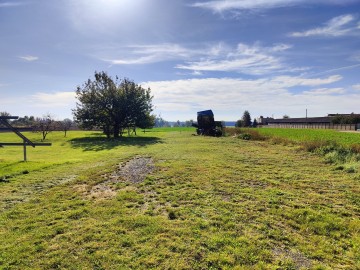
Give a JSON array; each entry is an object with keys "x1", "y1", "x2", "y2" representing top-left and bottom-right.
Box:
[{"x1": 23, "y1": 140, "x2": 27, "y2": 161}]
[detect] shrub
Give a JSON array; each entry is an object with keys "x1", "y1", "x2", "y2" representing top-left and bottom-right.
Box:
[
  {"x1": 350, "y1": 144, "x2": 360, "y2": 154},
  {"x1": 224, "y1": 128, "x2": 266, "y2": 141},
  {"x1": 300, "y1": 140, "x2": 337, "y2": 153},
  {"x1": 238, "y1": 133, "x2": 251, "y2": 140}
]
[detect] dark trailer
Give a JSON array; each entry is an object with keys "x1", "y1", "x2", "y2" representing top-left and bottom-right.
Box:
[{"x1": 192, "y1": 110, "x2": 223, "y2": 137}]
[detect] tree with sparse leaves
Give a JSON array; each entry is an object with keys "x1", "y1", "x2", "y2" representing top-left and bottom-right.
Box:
[
  {"x1": 73, "y1": 71, "x2": 153, "y2": 138},
  {"x1": 33, "y1": 114, "x2": 55, "y2": 141},
  {"x1": 59, "y1": 118, "x2": 73, "y2": 137}
]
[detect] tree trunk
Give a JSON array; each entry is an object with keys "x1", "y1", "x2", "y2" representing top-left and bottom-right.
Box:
[
  {"x1": 103, "y1": 125, "x2": 111, "y2": 138},
  {"x1": 113, "y1": 124, "x2": 120, "y2": 138}
]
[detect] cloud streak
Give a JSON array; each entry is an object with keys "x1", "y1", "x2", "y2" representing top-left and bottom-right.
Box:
[
  {"x1": 191, "y1": 0, "x2": 308, "y2": 13},
  {"x1": 303, "y1": 88, "x2": 345, "y2": 95},
  {"x1": 176, "y1": 43, "x2": 300, "y2": 75},
  {"x1": 19, "y1": 55, "x2": 39, "y2": 62},
  {"x1": 0, "y1": 2, "x2": 23, "y2": 8},
  {"x1": 103, "y1": 44, "x2": 201, "y2": 65},
  {"x1": 190, "y1": 0, "x2": 355, "y2": 13},
  {"x1": 103, "y1": 42, "x2": 301, "y2": 76},
  {"x1": 290, "y1": 14, "x2": 360, "y2": 37}
]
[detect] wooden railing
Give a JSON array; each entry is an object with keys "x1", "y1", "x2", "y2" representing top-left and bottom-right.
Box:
[{"x1": 0, "y1": 116, "x2": 51, "y2": 161}]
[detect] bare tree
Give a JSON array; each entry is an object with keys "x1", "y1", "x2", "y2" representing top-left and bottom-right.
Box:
[
  {"x1": 0, "y1": 111, "x2": 11, "y2": 117},
  {"x1": 34, "y1": 114, "x2": 55, "y2": 141},
  {"x1": 59, "y1": 118, "x2": 73, "y2": 137}
]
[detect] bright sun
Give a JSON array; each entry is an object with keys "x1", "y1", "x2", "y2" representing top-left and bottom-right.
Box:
[{"x1": 68, "y1": 0, "x2": 153, "y2": 35}]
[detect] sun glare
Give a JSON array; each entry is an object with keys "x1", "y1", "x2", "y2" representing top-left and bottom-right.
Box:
[{"x1": 68, "y1": 0, "x2": 150, "y2": 34}]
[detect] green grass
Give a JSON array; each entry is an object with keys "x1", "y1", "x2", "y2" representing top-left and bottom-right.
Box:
[
  {"x1": 228, "y1": 127, "x2": 360, "y2": 173},
  {"x1": 0, "y1": 128, "x2": 359, "y2": 269},
  {"x1": 256, "y1": 128, "x2": 360, "y2": 147}
]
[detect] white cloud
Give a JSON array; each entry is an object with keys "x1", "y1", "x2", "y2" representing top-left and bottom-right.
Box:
[
  {"x1": 270, "y1": 75, "x2": 342, "y2": 87},
  {"x1": 1, "y1": 92, "x2": 76, "y2": 119},
  {"x1": 290, "y1": 14, "x2": 359, "y2": 37},
  {"x1": 101, "y1": 42, "x2": 298, "y2": 76},
  {"x1": 312, "y1": 63, "x2": 360, "y2": 76},
  {"x1": 176, "y1": 43, "x2": 299, "y2": 75},
  {"x1": 352, "y1": 84, "x2": 360, "y2": 91},
  {"x1": 191, "y1": 0, "x2": 307, "y2": 13},
  {"x1": 192, "y1": 71, "x2": 203, "y2": 76},
  {"x1": 143, "y1": 75, "x2": 348, "y2": 119},
  {"x1": 19, "y1": 55, "x2": 39, "y2": 62},
  {"x1": 103, "y1": 44, "x2": 199, "y2": 65},
  {"x1": 0, "y1": 2, "x2": 23, "y2": 8},
  {"x1": 303, "y1": 88, "x2": 345, "y2": 95},
  {"x1": 31, "y1": 92, "x2": 76, "y2": 108},
  {"x1": 190, "y1": 0, "x2": 355, "y2": 13}
]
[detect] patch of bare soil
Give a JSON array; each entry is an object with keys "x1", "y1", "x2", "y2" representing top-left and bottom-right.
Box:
[
  {"x1": 89, "y1": 156, "x2": 155, "y2": 199},
  {"x1": 273, "y1": 247, "x2": 312, "y2": 269}
]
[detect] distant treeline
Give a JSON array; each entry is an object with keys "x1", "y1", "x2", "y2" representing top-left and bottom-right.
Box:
[{"x1": 331, "y1": 114, "x2": 360, "y2": 124}]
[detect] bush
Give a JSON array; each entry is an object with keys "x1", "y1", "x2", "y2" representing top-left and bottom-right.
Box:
[
  {"x1": 224, "y1": 128, "x2": 266, "y2": 141},
  {"x1": 350, "y1": 144, "x2": 360, "y2": 154},
  {"x1": 300, "y1": 140, "x2": 337, "y2": 153},
  {"x1": 238, "y1": 133, "x2": 251, "y2": 140}
]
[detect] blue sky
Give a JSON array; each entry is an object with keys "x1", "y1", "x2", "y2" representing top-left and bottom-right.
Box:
[{"x1": 1, "y1": 0, "x2": 360, "y2": 121}]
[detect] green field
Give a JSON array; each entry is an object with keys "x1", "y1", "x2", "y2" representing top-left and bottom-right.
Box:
[
  {"x1": 0, "y1": 128, "x2": 359, "y2": 269},
  {"x1": 256, "y1": 128, "x2": 360, "y2": 146}
]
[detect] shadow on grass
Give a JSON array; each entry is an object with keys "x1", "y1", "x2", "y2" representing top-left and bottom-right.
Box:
[{"x1": 69, "y1": 135, "x2": 163, "y2": 151}]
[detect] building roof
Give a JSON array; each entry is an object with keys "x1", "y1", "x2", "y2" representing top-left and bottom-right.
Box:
[{"x1": 267, "y1": 117, "x2": 332, "y2": 124}]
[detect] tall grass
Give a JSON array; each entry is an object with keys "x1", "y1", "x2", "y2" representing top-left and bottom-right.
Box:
[{"x1": 226, "y1": 127, "x2": 360, "y2": 172}]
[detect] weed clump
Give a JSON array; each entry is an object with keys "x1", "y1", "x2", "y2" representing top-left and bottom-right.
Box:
[
  {"x1": 269, "y1": 136, "x2": 294, "y2": 145},
  {"x1": 225, "y1": 128, "x2": 266, "y2": 141},
  {"x1": 238, "y1": 133, "x2": 251, "y2": 140},
  {"x1": 168, "y1": 210, "x2": 177, "y2": 220},
  {"x1": 299, "y1": 140, "x2": 360, "y2": 173},
  {"x1": 350, "y1": 143, "x2": 360, "y2": 154},
  {"x1": 300, "y1": 140, "x2": 337, "y2": 152},
  {"x1": 0, "y1": 175, "x2": 11, "y2": 182},
  {"x1": 228, "y1": 127, "x2": 360, "y2": 173}
]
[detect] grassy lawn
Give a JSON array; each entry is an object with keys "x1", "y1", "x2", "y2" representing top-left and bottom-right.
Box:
[{"x1": 0, "y1": 128, "x2": 359, "y2": 269}]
